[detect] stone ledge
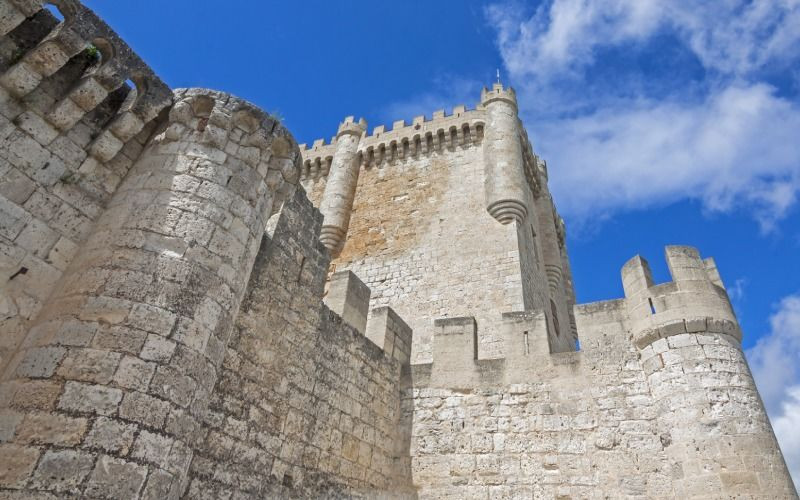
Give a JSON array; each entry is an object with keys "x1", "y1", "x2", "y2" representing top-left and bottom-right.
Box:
[{"x1": 632, "y1": 316, "x2": 741, "y2": 349}]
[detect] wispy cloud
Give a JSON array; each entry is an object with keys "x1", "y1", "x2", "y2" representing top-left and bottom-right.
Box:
[
  {"x1": 485, "y1": 0, "x2": 800, "y2": 231},
  {"x1": 747, "y1": 293, "x2": 800, "y2": 486},
  {"x1": 535, "y1": 84, "x2": 800, "y2": 231},
  {"x1": 727, "y1": 277, "x2": 747, "y2": 303}
]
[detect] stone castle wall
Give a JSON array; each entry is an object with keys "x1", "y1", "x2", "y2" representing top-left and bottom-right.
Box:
[
  {"x1": 187, "y1": 188, "x2": 414, "y2": 498},
  {"x1": 305, "y1": 129, "x2": 525, "y2": 363},
  {"x1": 0, "y1": 0, "x2": 172, "y2": 370},
  {"x1": 299, "y1": 93, "x2": 577, "y2": 364},
  {"x1": 0, "y1": 3, "x2": 418, "y2": 492},
  {"x1": 0, "y1": 1, "x2": 795, "y2": 498},
  {"x1": 405, "y1": 247, "x2": 797, "y2": 498}
]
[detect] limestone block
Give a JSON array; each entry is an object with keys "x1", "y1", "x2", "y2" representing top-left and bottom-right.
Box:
[
  {"x1": 57, "y1": 381, "x2": 122, "y2": 416},
  {"x1": 0, "y1": 443, "x2": 39, "y2": 487},
  {"x1": 84, "y1": 416, "x2": 137, "y2": 454},
  {"x1": 14, "y1": 111, "x2": 59, "y2": 146},
  {"x1": 0, "y1": 2, "x2": 25, "y2": 36},
  {"x1": 88, "y1": 129, "x2": 124, "y2": 162},
  {"x1": 0, "y1": 62, "x2": 42, "y2": 98},
  {"x1": 325, "y1": 270, "x2": 371, "y2": 335},
  {"x1": 29, "y1": 449, "x2": 94, "y2": 492},
  {"x1": 365, "y1": 306, "x2": 412, "y2": 364},
  {"x1": 15, "y1": 412, "x2": 87, "y2": 446},
  {"x1": 84, "y1": 455, "x2": 148, "y2": 498},
  {"x1": 46, "y1": 97, "x2": 85, "y2": 131}
]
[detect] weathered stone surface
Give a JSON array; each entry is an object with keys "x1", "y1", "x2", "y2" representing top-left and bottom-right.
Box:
[{"x1": 0, "y1": 1, "x2": 793, "y2": 498}]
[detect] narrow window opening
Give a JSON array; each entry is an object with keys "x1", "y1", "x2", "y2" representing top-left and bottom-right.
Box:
[
  {"x1": 118, "y1": 78, "x2": 139, "y2": 113},
  {"x1": 523, "y1": 330, "x2": 530, "y2": 355},
  {"x1": 9, "y1": 267, "x2": 28, "y2": 280},
  {"x1": 648, "y1": 297, "x2": 656, "y2": 315},
  {"x1": 86, "y1": 83, "x2": 129, "y2": 134},
  {"x1": 226, "y1": 175, "x2": 232, "y2": 186},
  {"x1": 296, "y1": 256, "x2": 306, "y2": 282}
]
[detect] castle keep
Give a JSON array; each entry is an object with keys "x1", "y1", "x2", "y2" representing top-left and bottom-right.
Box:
[{"x1": 0, "y1": 1, "x2": 795, "y2": 498}]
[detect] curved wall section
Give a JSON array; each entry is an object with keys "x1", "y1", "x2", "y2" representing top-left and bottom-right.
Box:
[
  {"x1": 0, "y1": 88, "x2": 301, "y2": 497},
  {"x1": 481, "y1": 83, "x2": 527, "y2": 224},
  {"x1": 318, "y1": 116, "x2": 366, "y2": 253},
  {"x1": 624, "y1": 246, "x2": 795, "y2": 497}
]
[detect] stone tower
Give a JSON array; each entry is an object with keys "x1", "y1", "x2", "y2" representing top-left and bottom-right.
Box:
[
  {"x1": 300, "y1": 82, "x2": 577, "y2": 364},
  {"x1": 0, "y1": 0, "x2": 795, "y2": 498}
]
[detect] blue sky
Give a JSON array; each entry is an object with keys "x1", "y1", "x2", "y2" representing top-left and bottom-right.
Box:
[{"x1": 84, "y1": 0, "x2": 800, "y2": 481}]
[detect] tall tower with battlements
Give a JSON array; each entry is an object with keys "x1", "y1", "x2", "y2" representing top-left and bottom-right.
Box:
[
  {"x1": 0, "y1": 1, "x2": 794, "y2": 497},
  {"x1": 300, "y1": 83, "x2": 577, "y2": 364}
]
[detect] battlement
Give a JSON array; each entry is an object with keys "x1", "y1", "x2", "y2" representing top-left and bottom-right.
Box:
[
  {"x1": 1, "y1": 1, "x2": 795, "y2": 497},
  {"x1": 324, "y1": 269, "x2": 413, "y2": 366},
  {"x1": 480, "y1": 82, "x2": 517, "y2": 109},
  {"x1": 299, "y1": 105, "x2": 486, "y2": 181},
  {"x1": 409, "y1": 306, "x2": 580, "y2": 388},
  {"x1": 411, "y1": 245, "x2": 741, "y2": 386},
  {"x1": 1, "y1": 0, "x2": 172, "y2": 163},
  {"x1": 336, "y1": 115, "x2": 367, "y2": 137},
  {"x1": 621, "y1": 245, "x2": 740, "y2": 348}
]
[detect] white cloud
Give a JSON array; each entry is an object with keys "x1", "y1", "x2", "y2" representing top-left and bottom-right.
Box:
[
  {"x1": 487, "y1": 0, "x2": 800, "y2": 80},
  {"x1": 485, "y1": 0, "x2": 800, "y2": 230},
  {"x1": 747, "y1": 294, "x2": 800, "y2": 486},
  {"x1": 748, "y1": 294, "x2": 800, "y2": 414},
  {"x1": 536, "y1": 83, "x2": 800, "y2": 230},
  {"x1": 772, "y1": 386, "x2": 800, "y2": 490},
  {"x1": 727, "y1": 277, "x2": 747, "y2": 303},
  {"x1": 481, "y1": 3, "x2": 800, "y2": 483}
]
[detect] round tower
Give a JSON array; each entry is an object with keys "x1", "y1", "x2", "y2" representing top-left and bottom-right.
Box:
[
  {"x1": 622, "y1": 246, "x2": 796, "y2": 497},
  {"x1": 318, "y1": 116, "x2": 367, "y2": 253},
  {"x1": 0, "y1": 88, "x2": 302, "y2": 497},
  {"x1": 480, "y1": 83, "x2": 528, "y2": 224}
]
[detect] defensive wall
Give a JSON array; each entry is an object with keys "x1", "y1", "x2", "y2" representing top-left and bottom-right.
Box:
[
  {"x1": 404, "y1": 246, "x2": 796, "y2": 498},
  {"x1": 0, "y1": 0, "x2": 795, "y2": 498},
  {"x1": 299, "y1": 85, "x2": 578, "y2": 366},
  {"x1": 0, "y1": 1, "x2": 415, "y2": 497}
]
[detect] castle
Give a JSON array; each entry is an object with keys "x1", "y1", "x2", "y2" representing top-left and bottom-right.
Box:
[{"x1": 0, "y1": 1, "x2": 796, "y2": 498}]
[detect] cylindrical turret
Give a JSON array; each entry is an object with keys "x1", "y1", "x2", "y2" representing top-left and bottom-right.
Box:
[
  {"x1": 0, "y1": 88, "x2": 302, "y2": 497},
  {"x1": 481, "y1": 83, "x2": 527, "y2": 224},
  {"x1": 624, "y1": 246, "x2": 796, "y2": 497},
  {"x1": 318, "y1": 116, "x2": 367, "y2": 252}
]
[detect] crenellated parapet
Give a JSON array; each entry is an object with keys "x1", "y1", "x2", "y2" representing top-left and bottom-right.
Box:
[
  {"x1": 0, "y1": 0, "x2": 174, "y2": 377},
  {"x1": 0, "y1": 0, "x2": 172, "y2": 162},
  {"x1": 324, "y1": 269, "x2": 413, "y2": 366},
  {"x1": 414, "y1": 245, "x2": 741, "y2": 388},
  {"x1": 0, "y1": 85, "x2": 302, "y2": 497},
  {"x1": 299, "y1": 105, "x2": 486, "y2": 181},
  {"x1": 617, "y1": 247, "x2": 790, "y2": 496},
  {"x1": 413, "y1": 305, "x2": 579, "y2": 388},
  {"x1": 621, "y1": 245, "x2": 740, "y2": 349}
]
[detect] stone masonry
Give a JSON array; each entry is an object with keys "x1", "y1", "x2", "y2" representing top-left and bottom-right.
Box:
[{"x1": 0, "y1": 0, "x2": 796, "y2": 498}]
